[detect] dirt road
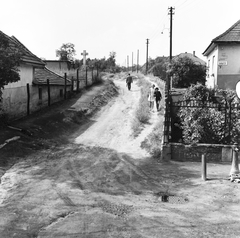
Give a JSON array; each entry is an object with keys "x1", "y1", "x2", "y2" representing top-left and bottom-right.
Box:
[{"x1": 0, "y1": 74, "x2": 240, "y2": 238}]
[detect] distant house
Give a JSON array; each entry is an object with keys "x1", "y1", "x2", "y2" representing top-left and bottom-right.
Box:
[
  {"x1": 33, "y1": 67, "x2": 72, "y2": 110},
  {"x1": 174, "y1": 51, "x2": 206, "y2": 65},
  {"x1": 203, "y1": 19, "x2": 240, "y2": 90},
  {"x1": 44, "y1": 60, "x2": 73, "y2": 76},
  {"x1": 1, "y1": 32, "x2": 72, "y2": 119}
]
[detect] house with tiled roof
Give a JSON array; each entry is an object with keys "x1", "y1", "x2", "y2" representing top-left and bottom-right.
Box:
[
  {"x1": 203, "y1": 19, "x2": 240, "y2": 90},
  {"x1": 174, "y1": 51, "x2": 206, "y2": 66},
  {"x1": 1, "y1": 31, "x2": 72, "y2": 119}
]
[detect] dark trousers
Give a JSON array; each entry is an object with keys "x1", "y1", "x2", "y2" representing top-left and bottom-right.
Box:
[
  {"x1": 127, "y1": 83, "x2": 131, "y2": 90},
  {"x1": 156, "y1": 100, "x2": 160, "y2": 110}
]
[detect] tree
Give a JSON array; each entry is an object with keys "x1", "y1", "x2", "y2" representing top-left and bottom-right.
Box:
[
  {"x1": 56, "y1": 43, "x2": 76, "y2": 61},
  {"x1": 107, "y1": 51, "x2": 116, "y2": 71},
  {"x1": 0, "y1": 32, "x2": 21, "y2": 101},
  {"x1": 168, "y1": 56, "x2": 206, "y2": 88},
  {"x1": 151, "y1": 57, "x2": 168, "y2": 80}
]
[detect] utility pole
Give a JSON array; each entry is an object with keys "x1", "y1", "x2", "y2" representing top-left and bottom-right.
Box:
[
  {"x1": 146, "y1": 39, "x2": 149, "y2": 74},
  {"x1": 137, "y1": 49, "x2": 139, "y2": 73},
  {"x1": 169, "y1": 6, "x2": 174, "y2": 61},
  {"x1": 164, "y1": 6, "x2": 175, "y2": 144},
  {"x1": 127, "y1": 55, "x2": 129, "y2": 72},
  {"x1": 132, "y1": 52, "x2": 134, "y2": 72}
]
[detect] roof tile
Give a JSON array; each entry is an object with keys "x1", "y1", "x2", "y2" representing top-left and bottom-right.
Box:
[{"x1": 33, "y1": 67, "x2": 71, "y2": 86}]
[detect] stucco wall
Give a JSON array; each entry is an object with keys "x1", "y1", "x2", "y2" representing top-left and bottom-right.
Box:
[
  {"x1": 2, "y1": 84, "x2": 71, "y2": 120},
  {"x1": 218, "y1": 44, "x2": 240, "y2": 75},
  {"x1": 205, "y1": 46, "x2": 218, "y2": 88},
  {"x1": 2, "y1": 86, "x2": 28, "y2": 118},
  {"x1": 44, "y1": 61, "x2": 70, "y2": 76},
  {"x1": 217, "y1": 74, "x2": 240, "y2": 90},
  {"x1": 216, "y1": 44, "x2": 240, "y2": 89},
  {"x1": 206, "y1": 44, "x2": 240, "y2": 90},
  {"x1": 162, "y1": 143, "x2": 234, "y2": 163},
  {"x1": 4, "y1": 64, "x2": 33, "y2": 89}
]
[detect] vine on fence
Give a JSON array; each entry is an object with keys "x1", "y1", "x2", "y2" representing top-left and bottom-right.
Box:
[{"x1": 177, "y1": 84, "x2": 240, "y2": 144}]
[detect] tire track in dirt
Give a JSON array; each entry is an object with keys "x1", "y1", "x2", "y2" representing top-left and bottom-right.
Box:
[{"x1": 51, "y1": 182, "x2": 76, "y2": 207}]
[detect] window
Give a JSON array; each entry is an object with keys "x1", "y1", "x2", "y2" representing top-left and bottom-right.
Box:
[
  {"x1": 38, "y1": 88, "x2": 42, "y2": 100},
  {"x1": 212, "y1": 56, "x2": 215, "y2": 74}
]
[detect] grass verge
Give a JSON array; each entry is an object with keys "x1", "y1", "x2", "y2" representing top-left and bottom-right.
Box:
[{"x1": 131, "y1": 74, "x2": 151, "y2": 137}]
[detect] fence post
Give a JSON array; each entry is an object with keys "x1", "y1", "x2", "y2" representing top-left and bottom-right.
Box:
[
  {"x1": 85, "y1": 67, "x2": 88, "y2": 87},
  {"x1": 47, "y1": 78, "x2": 50, "y2": 106},
  {"x1": 64, "y1": 73, "x2": 67, "y2": 100},
  {"x1": 71, "y1": 76, "x2": 74, "y2": 94},
  {"x1": 92, "y1": 67, "x2": 94, "y2": 83},
  {"x1": 229, "y1": 102, "x2": 232, "y2": 144},
  {"x1": 97, "y1": 67, "x2": 99, "y2": 79},
  {"x1": 27, "y1": 83, "x2": 30, "y2": 115},
  {"x1": 202, "y1": 154, "x2": 207, "y2": 181},
  {"x1": 77, "y1": 69, "x2": 79, "y2": 92}
]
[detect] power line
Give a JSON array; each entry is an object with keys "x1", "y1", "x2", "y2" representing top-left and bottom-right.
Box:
[{"x1": 176, "y1": 0, "x2": 201, "y2": 12}]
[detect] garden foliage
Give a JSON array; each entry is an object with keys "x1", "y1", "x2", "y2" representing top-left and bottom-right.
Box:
[
  {"x1": 178, "y1": 84, "x2": 240, "y2": 144},
  {"x1": 168, "y1": 56, "x2": 207, "y2": 88},
  {"x1": 0, "y1": 32, "x2": 21, "y2": 101}
]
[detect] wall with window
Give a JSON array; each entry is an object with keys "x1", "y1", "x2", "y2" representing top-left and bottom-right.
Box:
[
  {"x1": 205, "y1": 46, "x2": 218, "y2": 89},
  {"x1": 217, "y1": 43, "x2": 240, "y2": 89}
]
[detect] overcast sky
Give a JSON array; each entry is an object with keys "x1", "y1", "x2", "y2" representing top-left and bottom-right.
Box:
[{"x1": 1, "y1": 0, "x2": 240, "y2": 66}]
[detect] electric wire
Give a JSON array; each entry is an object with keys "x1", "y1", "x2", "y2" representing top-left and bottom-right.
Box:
[{"x1": 123, "y1": 0, "x2": 202, "y2": 66}]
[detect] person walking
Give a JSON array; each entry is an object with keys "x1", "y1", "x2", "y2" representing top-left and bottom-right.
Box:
[
  {"x1": 154, "y1": 87, "x2": 162, "y2": 111},
  {"x1": 148, "y1": 84, "x2": 155, "y2": 110},
  {"x1": 126, "y1": 73, "x2": 133, "y2": 91}
]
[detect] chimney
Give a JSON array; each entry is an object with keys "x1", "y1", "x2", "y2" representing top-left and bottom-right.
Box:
[{"x1": 193, "y1": 51, "x2": 195, "y2": 56}]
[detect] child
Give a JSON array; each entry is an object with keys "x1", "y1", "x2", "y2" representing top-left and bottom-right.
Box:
[{"x1": 154, "y1": 87, "x2": 162, "y2": 111}]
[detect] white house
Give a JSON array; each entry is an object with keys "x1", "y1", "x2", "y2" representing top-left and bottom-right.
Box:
[
  {"x1": 1, "y1": 32, "x2": 72, "y2": 120},
  {"x1": 203, "y1": 19, "x2": 240, "y2": 90}
]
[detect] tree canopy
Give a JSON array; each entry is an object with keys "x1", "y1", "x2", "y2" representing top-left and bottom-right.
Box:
[
  {"x1": 0, "y1": 32, "x2": 21, "y2": 101},
  {"x1": 168, "y1": 56, "x2": 206, "y2": 88},
  {"x1": 56, "y1": 43, "x2": 76, "y2": 61}
]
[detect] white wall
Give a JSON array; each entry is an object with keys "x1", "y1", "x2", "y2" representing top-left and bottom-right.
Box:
[
  {"x1": 205, "y1": 46, "x2": 218, "y2": 88},
  {"x1": 4, "y1": 64, "x2": 33, "y2": 89},
  {"x1": 218, "y1": 44, "x2": 240, "y2": 75}
]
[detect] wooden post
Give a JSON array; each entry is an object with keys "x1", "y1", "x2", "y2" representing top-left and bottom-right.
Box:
[
  {"x1": 92, "y1": 67, "x2": 94, "y2": 82},
  {"x1": 26, "y1": 83, "x2": 30, "y2": 115},
  {"x1": 64, "y1": 73, "x2": 67, "y2": 100},
  {"x1": 47, "y1": 79, "x2": 50, "y2": 106},
  {"x1": 230, "y1": 144, "x2": 240, "y2": 175},
  {"x1": 85, "y1": 68, "x2": 88, "y2": 87},
  {"x1": 202, "y1": 154, "x2": 207, "y2": 181},
  {"x1": 77, "y1": 69, "x2": 79, "y2": 92},
  {"x1": 71, "y1": 76, "x2": 74, "y2": 93}
]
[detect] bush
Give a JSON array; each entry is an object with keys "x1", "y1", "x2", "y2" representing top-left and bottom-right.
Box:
[
  {"x1": 131, "y1": 75, "x2": 151, "y2": 136},
  {"x1": 178, "y1": 84, "x2": 240, "y2": 144},
  {"x1": 141, "y1": 119, "x2": 164, "y2": 158}
]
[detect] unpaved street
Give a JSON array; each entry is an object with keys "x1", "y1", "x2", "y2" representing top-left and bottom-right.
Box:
[{"x1": 1, "y1": 75, "x2": 240, "y2": 238}]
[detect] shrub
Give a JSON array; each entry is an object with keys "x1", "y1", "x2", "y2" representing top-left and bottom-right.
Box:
[
  {"x1": 141, "y1": 119, "x2": 164, "y2": 158},
  {"x1": 131, "y1": 75, "x2": 151, "y2": 136},
  {"x1": 178, "y1": 84, "x2": 240, "y2": 144}
]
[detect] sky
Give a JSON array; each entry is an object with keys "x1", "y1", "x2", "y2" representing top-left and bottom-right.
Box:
[{"x1": 1, "y1": 0, "x2": 240, "y2": 66}]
